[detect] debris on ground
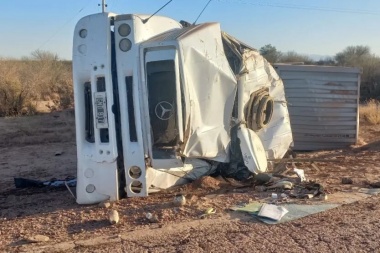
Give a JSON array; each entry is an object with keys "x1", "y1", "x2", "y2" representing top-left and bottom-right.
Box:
[
  {"x1": 99, "y1": 201, "x2": 111, "y2": 209},
  {"x1": 257, "y1": 203, "x2": 288, "y2": 221},
  {"x1": 199, "y1": 207, "x2": 216, "y2": 219},
  {"x1": 289, "y1": 182, "x2": 325, "y2": 199},
  {"x1": 173, "y1": 195, "x2": 186, "y2": 206},
  {"x1": 369, "y1": 181, "x2": 380, "y2": 188},
  {"x1": 254, "y1": 173, "x2": 273, "y2": 185},
  {"x1": 230, "y1": 201, "x2": 340, "y2": 224},
  {"x1": 24, "y1": 235, "x2": 50, "y2": 243},
  {"x1": 293, "y1": 168, "x2": 306, "y2": 182},
  {"x1": 14, "y1": 177, "x2": 76, "y2": 188},
  {"x1": 108, "y1": 210, "x2": 119, "y2": 225},
  {"x1": 267, "y1": 181, "x2": 293, "y2": 190},
  {"x1": 227, "y1": 166, "x2": 348, "y2": 224},
  {"x1": 146, "y1": 213, "x2": 159, "y2": 223},
  {"x1": 342, "y1": 177, "x2": 354, "y2": 184},
  {"x1": 358, "y1": 188, "x2": 380, "y2": 195},
  {"x1": 280, "y1": 193, "x2": 288, "y2": 199},
  {"x1": 254, "y1": 166, "x2": 325, "y2": 200}
]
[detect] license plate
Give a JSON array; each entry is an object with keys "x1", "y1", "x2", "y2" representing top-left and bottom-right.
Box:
[{"x1": 94, "y1": 92, "x2": 108, "y2": 129}]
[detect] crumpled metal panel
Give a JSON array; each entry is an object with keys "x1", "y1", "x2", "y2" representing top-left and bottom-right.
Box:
[
  {"x1": 175, "y1": 23, "x2": 237, "y2": 162},
  {"x1": 237, "y1": 126, "x2": 268, "y2": 173},
  {"x1": 240, "y1": 50, "x2": 293, "y2": 159}
]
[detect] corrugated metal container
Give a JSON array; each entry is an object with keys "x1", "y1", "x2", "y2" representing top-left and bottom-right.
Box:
[{"x1": 274, "y1": 64, "x2": 361, "y2": 151}]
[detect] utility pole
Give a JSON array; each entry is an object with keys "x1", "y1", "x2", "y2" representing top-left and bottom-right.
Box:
[{"x1": 101, "y1": 0, "x2": 107, "y2": 13}]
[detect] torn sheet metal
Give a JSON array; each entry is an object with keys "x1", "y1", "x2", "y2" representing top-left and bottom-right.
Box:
[
  {"x1": 146, "y1": 158, "x2": 218, "y2": 192},
  {"x1": 239, "y1": 50, "x2": 293, "y2": 159},
  {"x1": 237, "y1": 126, "x2": 267, "y2": 174},
  {"x1": 171, "y1": 23, "x2": 237, "y2": 162}
]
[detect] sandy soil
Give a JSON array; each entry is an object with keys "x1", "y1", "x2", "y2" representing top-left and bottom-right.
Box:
[{"x1": 1, "y1": 111, "x2": 380, "y2": 252}]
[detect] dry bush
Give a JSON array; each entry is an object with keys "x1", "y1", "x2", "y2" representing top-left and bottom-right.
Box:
[
  {"x1": 0, "y1": 50, "x2": 73, "y2": 116},
  {"x1": 360, "y1": 100, "x2": 380, "y2": 125}
]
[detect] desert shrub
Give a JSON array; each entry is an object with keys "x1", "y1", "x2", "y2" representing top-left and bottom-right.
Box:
[
  {"x1": 360, "y1": 99, "x2": 380, "y2": 125},
  {"x1": 0, "y1": 50, "x2": 73, "y2": 116},
  {"x1": 335, "y1": 46, "x2": 380, "y2": 100},
  {"x1": 279, "y1": 51, "x2": 313, "y2": 64}
]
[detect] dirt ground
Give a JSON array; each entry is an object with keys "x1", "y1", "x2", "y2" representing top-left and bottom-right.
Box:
[{"x1": 1, "y1": 110, "x2": 380, "y2": 253}]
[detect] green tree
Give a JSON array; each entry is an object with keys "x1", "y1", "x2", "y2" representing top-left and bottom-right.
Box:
[{"x1": 259, "y1": 44, "x2": 282, "y2": 63}]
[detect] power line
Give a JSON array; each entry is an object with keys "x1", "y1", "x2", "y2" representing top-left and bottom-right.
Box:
[
  {"x1": 216, "y1": 0, "x2": 380, "y2": 16},
  {"x1": 37, "y1": 0, "x2": 93, "y2": 51},
  {"x1": 193, "y1": 0, "x2": 213, "y2": 25}
]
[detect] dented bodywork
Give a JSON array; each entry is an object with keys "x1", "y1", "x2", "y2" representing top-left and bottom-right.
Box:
[{"x1": 73, "y1": 12, "x2": 292, "y2": 204}]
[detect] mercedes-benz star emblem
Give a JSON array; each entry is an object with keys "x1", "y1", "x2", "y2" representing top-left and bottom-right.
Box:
[{"x1": 155, "y1": 101, "x2": 174, "y2": 120}]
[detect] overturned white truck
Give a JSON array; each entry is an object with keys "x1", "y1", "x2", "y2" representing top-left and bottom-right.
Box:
[{"x1": 73, "y1": 12, "x2": 293, "y2": 204}]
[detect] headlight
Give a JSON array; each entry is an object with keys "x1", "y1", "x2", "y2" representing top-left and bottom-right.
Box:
[
  {"x1": 79, "y1": 29, "x2": 87, "y2": 38},
  {"x1": 119, "y1": 38, "x2": 132, "y2": 52},
  {"x1": 118, "y1": 24, "x2": 131, "y2": 37},
  {"x1": 78, "y1": 44, "x2": 87, "y2": 54},
  {"x1": 129, "y1": 166, "x2": 142, "y2": 179},
  {"x1": 85, "y1": 184, "x2": 96, "y2": 193}
]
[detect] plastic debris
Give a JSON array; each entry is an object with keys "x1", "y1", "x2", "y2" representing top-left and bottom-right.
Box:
[
  {"x1": 267, "y1": 181, "x2": 293, "y2": 190},
  {"x1": 293, "y1": 168, "x2": 306, "y2": 182},
  {"x1": 289, "y1": 182, "x2": 325, "y2": 199},
  {"x1": 304, "y1": 194, "x2": 314, "y2": 199},
  {"x1": 257, "y1": 203, "x2": 339, "y2": 224},
  {"x1": 257, "y1": 203, "x2": 288, "y2": 221},
  {"x1": 271, "y1": 193, "x2": 278, "y2": 199}
]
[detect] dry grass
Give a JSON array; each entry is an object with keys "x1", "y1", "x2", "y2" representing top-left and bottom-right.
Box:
[
  {"x1": 360, "y1": 99, "x2": 380, "y2": 125},
  {"x1": 0, "y1": 50, "x2": 73, "y2": 116}
]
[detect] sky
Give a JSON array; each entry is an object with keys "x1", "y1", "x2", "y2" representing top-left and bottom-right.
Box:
[{"x1": 1, "y1": 0, "x2": 379, "y2": 60}]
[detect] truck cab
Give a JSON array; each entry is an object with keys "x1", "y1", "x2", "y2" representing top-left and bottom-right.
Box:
[{"x1": 73, "y1": 12, "x2": 293, "y2": 204}]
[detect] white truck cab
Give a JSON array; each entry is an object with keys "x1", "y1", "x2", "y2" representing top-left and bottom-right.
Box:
[{"x1": 73, "y1": 12, "x2": 293, "y2": 204}]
